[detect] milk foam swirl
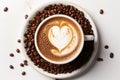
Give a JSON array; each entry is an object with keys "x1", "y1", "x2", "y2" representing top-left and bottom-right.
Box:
[{"x1": 48, "y1": 21, "x2": 79, "y2": 56}]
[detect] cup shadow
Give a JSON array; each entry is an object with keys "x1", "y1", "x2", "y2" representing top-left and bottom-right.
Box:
[{"x1": 63, "y1": 19, "x2": 102, "y2": 80}]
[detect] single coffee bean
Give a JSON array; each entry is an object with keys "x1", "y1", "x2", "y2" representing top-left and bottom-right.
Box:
[
  {"x1": 25, "y1": 14, "x2": 28, "y2": 19},
  {"x1": 20, "y1": 63, "x2": 24, "y2": 67},
  {"x1": 97, "y1": 58, "x2": 103, "y2": 62},
  {"x1": 9, "y1": 65, "x2": 14, "y2": 69},
  {"x1": 16, "y1": 49, "x2": 20, "y2": 53},
  {"x1": 9, "y1": 53, "x2": 14, "y2": 57},
  {"x1": 4, "y1": 7, "x2": 8, "y2": 12},
  {"x1": 23, "y1": 60, "x2": 28, "y2": 66},
  {"x1": 110, "y1": 52, "x2": 114, "y2": 58},
  {"x1": 100, "y1": 9, "x2": 104, "y2": 14},
  {"x1": 104, "y1": 45, "x2": 109, "y2": 49},
  {"x1": 21, "y1": 71, "x2": 26, "y2": 76},
  {"x1": 17, "y1": 39, "x2": 21, "y2": 43}
]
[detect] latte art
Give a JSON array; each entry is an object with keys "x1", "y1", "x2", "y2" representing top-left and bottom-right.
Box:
[
  {"x1": 36, "y1": 17, "x2": 82, "y2": 62},
  {"x1": 48, "y1": 21, "x2": 78, "y2": 57},
  {"x1": 49, "y1": 26, "x2": 72, "y2": 53}
]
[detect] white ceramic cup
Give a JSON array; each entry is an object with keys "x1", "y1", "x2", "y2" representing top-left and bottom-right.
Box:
[{"x1": 34, "y1": 14, "x2": 94, "y2": 64}]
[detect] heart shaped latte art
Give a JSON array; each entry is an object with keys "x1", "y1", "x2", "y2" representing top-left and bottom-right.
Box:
[{"x1": 48, "y1": 25, "x2": 73, "y2": 53}]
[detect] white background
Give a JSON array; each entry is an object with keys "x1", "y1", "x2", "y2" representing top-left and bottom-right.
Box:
[{"x1": 0, "y1": 0, "x2": 120, "y2": 80}]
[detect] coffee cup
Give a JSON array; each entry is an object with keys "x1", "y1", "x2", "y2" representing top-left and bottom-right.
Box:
[{"x1": 34, "y1": 14, "x2": 94, "y2": 64}]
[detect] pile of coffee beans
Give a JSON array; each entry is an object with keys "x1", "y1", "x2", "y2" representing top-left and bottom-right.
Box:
[{"x1": 24, "y1": 4, "x2": 94, "y2": 74}]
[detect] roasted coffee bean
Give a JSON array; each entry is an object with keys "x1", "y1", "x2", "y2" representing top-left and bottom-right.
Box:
[
  {"x1": 104, "y1": 45, "x2": 109, "y2": 49},
  {"x1": 25, "y1": 14, "x2": 28, "y2": 19},
  {"x1": 9, "y1": 53, "x2": 14, "y2": 57},
  {"x1": 23, "y1": 60, "x2": 28, "y2": 66},
  {"x1": 17, "y1": 39, "x2": 21, "y2": 43},
  {"x1": 100, "y1": 9, "x2": 104, "y2": 14},
  {"x1": 97, "y1": 58, "x2": 103, "y2": 62},
  {"x1": 21, "y1": 71, "x2": 26, "y2": 76},
  {"x1": 23, "y1": 4, "x2": 94, "y2": 74},
  {"x1": 4, "y1": 7, "x2": 8, "y2": 12},
  {"x1": 110, "y1": 52, "x2": 114, "y2": 58},
  {"x1": 20, "y1": 63, "x2": 24, "y2": 67},
  {"x1": 16, "y1": 49, "x2": 20, "y2": 53},
  {"x1": 9, "y1": 65, "x2": 14, "y2": 69}
]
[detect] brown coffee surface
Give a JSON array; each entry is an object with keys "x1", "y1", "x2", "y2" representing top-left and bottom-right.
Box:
[{"x1": 37, "y1": 17, "x2": 82, "y2": 62}]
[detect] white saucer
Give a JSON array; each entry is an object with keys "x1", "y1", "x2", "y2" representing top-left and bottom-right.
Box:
[{"x1": 22, "y1": 1, "x2": 99, "y2": 79}]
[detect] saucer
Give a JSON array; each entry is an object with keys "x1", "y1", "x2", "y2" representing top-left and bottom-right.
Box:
[{"x1": 22, "y1": 1, "x2": 99, "y2": 79}]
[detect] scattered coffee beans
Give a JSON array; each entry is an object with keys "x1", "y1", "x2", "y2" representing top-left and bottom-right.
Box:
[
  {"x1": 4, "y1": 7, "x2": 8, "y2": 12},
  {"x1": 100, "y1": 9, "x2": 104, "y2": 14},
  {"x1": 9, "y1": 53, "x2": 14, "y2": 57},
  {"x1": 25, "y1": 14, "x2": 28, "y2": 19},
  {"x1": 23, "y1": 4, "x2": 94, "y2": 74},
  {"x1": 110, "y1": 52, "x2": 114, "y2": 58},
  {"x1": 97, "y1": 58, "x2": 103, "y2": 62},
  {"x1": 9, "y1": 65, "x2": 14, "y2": 69},
  {"x1": 16, "y1": 49, "x2": 20, "y2": 53},
  {"x1": 21, "y1": 71, "x2": 26, "y2": 76},
  {"x1": 104, "y1": 45, "x2": 109, "y2": 49}
]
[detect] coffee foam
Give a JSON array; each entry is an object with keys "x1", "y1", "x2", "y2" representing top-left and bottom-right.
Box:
[
  {"x1": 48, "y1": 21, "x2": 79, "y2": 56},
  {"x1": 37, "y1": 17, "x2": 82, "y2": 62}
]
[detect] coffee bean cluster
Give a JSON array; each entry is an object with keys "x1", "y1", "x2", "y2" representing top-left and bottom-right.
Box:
[{"x1": 24, "y1": 4, "x2": 94, "y2": 74}]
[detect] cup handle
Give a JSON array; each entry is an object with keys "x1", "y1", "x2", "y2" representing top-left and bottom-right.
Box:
[{"x1": 84, "y1": 35, "x2": 94, "y2": 41}]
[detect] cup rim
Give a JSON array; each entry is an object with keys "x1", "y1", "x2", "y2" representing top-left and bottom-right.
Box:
[{"x1": 34, "y1": 14, "x2": 84, "y2": 64}]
